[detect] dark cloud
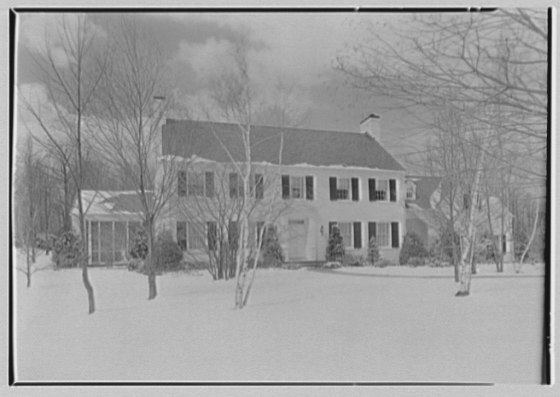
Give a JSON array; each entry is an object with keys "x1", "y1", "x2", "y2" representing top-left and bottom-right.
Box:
[{"x1": 88, "y1": 13, "x2": 256, "y2": 56}]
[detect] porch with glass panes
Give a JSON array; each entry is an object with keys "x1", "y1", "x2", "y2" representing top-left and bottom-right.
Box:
[{"x1": 87, "y1": 219, "x2": 143, "y2": 265}]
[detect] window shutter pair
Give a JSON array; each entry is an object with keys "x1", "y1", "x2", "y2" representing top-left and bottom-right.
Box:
[
  {"x1": 328, "y1": 221, "x2": 362, "y2": 249},
  {"x1": 282, "y1": 175, "x2": 314, "y2": 200},
  {"x1": 330, "y1": 177, "x2": 359, "y2": 200},
  {"x1": 368, "y1": 178, "x2": 397, "y2": 201}
]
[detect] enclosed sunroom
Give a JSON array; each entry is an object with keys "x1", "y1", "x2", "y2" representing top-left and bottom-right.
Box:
[{"x1": 73, "y1": 191, "x2": 146, "y2": 266}]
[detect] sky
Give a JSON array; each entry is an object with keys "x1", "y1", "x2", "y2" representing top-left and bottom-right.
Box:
[{"x1": 15, "y1": 11, "x2": 430, "y2": 167}]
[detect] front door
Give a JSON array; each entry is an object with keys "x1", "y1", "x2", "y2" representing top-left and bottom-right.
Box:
[{"x1": 288, "y1": 219, "x2": 307, "y2": 260}]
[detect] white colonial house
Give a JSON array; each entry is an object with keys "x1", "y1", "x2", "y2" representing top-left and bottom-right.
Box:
[{"x1": 159, "y1": 114, "x2": 407, "y2": 263}]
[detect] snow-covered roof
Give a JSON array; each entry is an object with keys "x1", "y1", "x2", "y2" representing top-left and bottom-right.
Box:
[
  {"x1": 161, "y1": 119, "x2": 405, "y2": 171},
  {"x1": 73, "y1": 190, "x2": 148, "y2": 219}
]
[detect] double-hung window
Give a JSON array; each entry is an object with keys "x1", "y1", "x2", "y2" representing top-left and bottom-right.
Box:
[
  {"x1": 406, "y1": 182, "x2": 416, "y2": 200},
  {"x1": 177, "y1": 221, "x2": 206, "y2": 251},
  {"x1": 368, "y1": 221, "x2": 400, "y2": 248},
  {"x1": 336, "y1": 178, "x2": 350, "y2": 200},
  {"x1": 187, "y1": 172, "x2": 204, "y2": 197},
  {"x1": 187, "y1": 222, "x2": 205, "y2": 250},
  {"x1": 338, "y1": 222, "x2": 352, "y2": 248},
  {"x1": 368, "y1": 178, "x2": 397, "y2": 202},
  {"x1": 282, "y1": 175, "x2": 314, "y2": 200},
  {"x1": 291, "y1": 176, "x2": 304, "y2": 199},
  {"x1": 376, "y1": 222, "x2": 390, "y2": 247},
  {"x1": 329, "y1": 177, "x2": 359, "y2": 201},
  {"x1": 179, "y1": 171, "x2": 214, "y2": 198}
]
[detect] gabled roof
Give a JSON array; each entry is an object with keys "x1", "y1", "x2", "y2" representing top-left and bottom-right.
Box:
[
  {"x1": 162, "y1": 119, "x2": 405, "y2": 171},
  {"x1": 406, "y1": 176, "x2": 441, "y2": 209}
]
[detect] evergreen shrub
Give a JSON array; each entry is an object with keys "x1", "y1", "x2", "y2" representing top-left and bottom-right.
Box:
[
  {"x1": 52, "y1": 232, "x2": 82, "y2": 268},
  {"x1": 399, "y1": 232, "x2": 428, "y2": 266},
  {"x1": 326, "y1": 226, "x2": 345, "y2": 262}
]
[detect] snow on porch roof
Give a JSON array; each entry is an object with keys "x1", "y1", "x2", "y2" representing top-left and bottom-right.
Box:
[
  {"x1": 76, "y1": 191, "x2": 150, "y2": 218},
  {"x1": 162, "y1": 119, "x2": 405, "y2": 171}
]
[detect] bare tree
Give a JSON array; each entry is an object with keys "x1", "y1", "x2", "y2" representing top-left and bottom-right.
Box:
[
  {"x1": 336, "y1": 9, "x2": 547, "y2": 204},
  {"x1": 90, "y1": 16, "x2": 177, "y2": 300},
  {"x1": 14, "y1": 137, "x2": 42, "y2": 287},
  {"x1": 182, "y1": 41, "x2": 302, "y2": 308},
  {"x1": 178, "y1": 148, "x2": 289, "y2": 287},
  {"x1": 19, "y1": 14, "x2": 108, "y2": 313}
]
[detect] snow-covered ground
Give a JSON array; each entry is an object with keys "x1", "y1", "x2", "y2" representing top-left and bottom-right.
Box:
[{"x1": 14, "y1": 251, "x2": 545, "y2": 384}]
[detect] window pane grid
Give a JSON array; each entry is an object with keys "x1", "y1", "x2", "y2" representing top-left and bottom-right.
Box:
[
  {"x1": 291, "y1": 176, "x2": 304, "y2": 199},
  {"x1": 337, "y1": 178, "x2": 350, "y2": 200},
  {"x1": 188, "y1": 222, "x2": 205, "y2": 250},
  {"x1": 376, "y1": 180, "x2": 388, "y2": 201},
  {"x1": 338, "y1": 222, "x2": 352, "y2": 248},
  {"x1": 187, "y1": 172, "x2": 205, "y2": 196},
  {"x1": 377, "y1": 222, "x2": 390, "y2": 247}
]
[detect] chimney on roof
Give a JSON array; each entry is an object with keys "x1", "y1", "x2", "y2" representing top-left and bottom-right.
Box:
[{"x1": 360, "y1": 113, "x2": 381, "y2": 142}]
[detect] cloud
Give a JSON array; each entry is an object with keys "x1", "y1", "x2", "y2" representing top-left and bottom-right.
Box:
[
  {"x1": 176, "y1": 37, "x2": 235, "y2": 78},
  {"x1": 18, "y1": 13, "x2": 107, "y2": 68}
]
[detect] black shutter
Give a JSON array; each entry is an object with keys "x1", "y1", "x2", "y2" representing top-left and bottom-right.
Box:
[
  {"x1": 389, "y1": 179, "x2": 397, "y2": 202},
  {"x1": 178, "y1": 171, "x2": 187, "y2": 197},
  {"x1": 282, "y1": 175, "x2": 290, "y2": 199},
  {"x1": 238, "y1": 175, "x2": 244, "y2": 198},
  {"x1": 255, "y1": 174, "x2": 264, "y2": 199},
  {"x1": 328, "y1": 222, "x2": 336, "y2": 236},
  {"x1": 205, "y1": 172, "x2": 214, "y2": 198},
  {"x1": 463, "y1": 193, "x2": 471, "y2": 210},
  {"x1": 207, "y1": 222, "x2": 217, "y2": 251},
  {"x1": 329, "y1": 177, "x2": 337, "y2": 201},
  {"x1": 305, "y1": 176, "x2": 314, "y2": 200},
  {"x1": 368, "y1": 178, "x2": 376, "y2": 201},
  {"x1": 351, "y1": 178, "x2": 359, "y2": 201},
  {"x1": 176, "y1": 221, "x2": 187, "y2": 250},
  {"x1": 228, "y1": 221, "x2": 239, "y2": 250},
  {"x1": 368, "y1": 222, "x2": 377, "y2": 242},
  {"x1": 353, "y1": 222, "x2": 362, "y2": 249},
  {"x1": 391, "y1": 222, "x2": 399, "y2": 248},
  {"x1": 229, "y1": 173, "x2": 238, "y2": 198}
]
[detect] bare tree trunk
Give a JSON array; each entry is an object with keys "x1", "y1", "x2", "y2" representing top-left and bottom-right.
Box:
[
  {"x1": 242, "y1": 224, "x2": 266, "y2": 307},
  {"x1": 484, "y1": 188, "x2": 502, "y2": 272},
  {"x1": 145, "y1": 217, "x2": 157, "y2": 300},
  {"x1": 456, "y1": 128, "x2": 487, "y2": 296},
  {"x1": 516, "y1": 201, "x2": 540, "y2": 273},
  {"x1": 470, "y1": 230, "x2": 477, "y2": 275}
]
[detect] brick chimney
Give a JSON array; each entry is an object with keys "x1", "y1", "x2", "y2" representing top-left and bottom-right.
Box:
[{"x1": 360, "y1": 113, "x2": 381, "y2": 142}]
